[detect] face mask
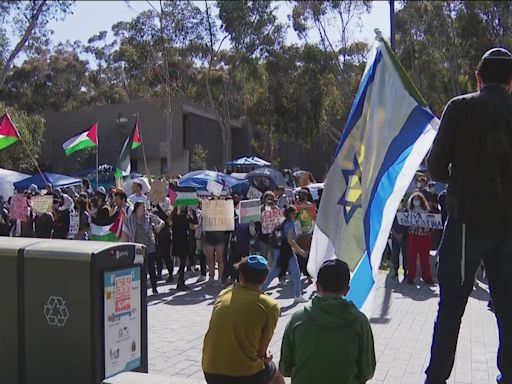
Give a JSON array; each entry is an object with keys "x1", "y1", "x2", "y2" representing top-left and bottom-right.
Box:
[
  {"x1": 416, "y1": 183, "x2": 422, "y2": 189},
  {"x1": 413, "y1": 200, "x2": 421, "y2": 207}
]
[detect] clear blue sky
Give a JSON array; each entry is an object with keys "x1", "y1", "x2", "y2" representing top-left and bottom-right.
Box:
[{"x1": 44, "y1": 0, "x2": 391, "y2": 48}]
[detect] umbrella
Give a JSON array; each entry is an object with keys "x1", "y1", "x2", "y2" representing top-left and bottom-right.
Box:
[
  {"x1": 179, "y1": 170, "x2": 249, "y2": 196},
  {"x1": 246, "y1": 167, "x2": 286, "y2": 191},
  {"x1": 14, "y1": 172, "x2": 82, "y2": 191},
  {"x1": 123, "y1": 177, "x2": 152, "y2": 194}
]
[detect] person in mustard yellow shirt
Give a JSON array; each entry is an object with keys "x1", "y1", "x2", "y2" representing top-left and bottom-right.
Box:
[{"x1": 202, "y1": 255, "x2": 284, "y2": 384}]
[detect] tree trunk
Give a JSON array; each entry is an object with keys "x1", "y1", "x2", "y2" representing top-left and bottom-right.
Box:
[{"x1": 0, "y1": 1, "x2": 47, "y2": 91}]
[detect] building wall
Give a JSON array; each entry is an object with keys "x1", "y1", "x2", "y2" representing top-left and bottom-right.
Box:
[{"x1": 40, "y1": 98, "x2": 244, "y2": 177}]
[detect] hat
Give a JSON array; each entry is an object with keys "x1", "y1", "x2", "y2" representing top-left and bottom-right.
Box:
[
  {"x1": 246, "y1": 255, "x2": 269, "y2": 270},
  {"x1": 97, "y1": 186, "x2": 107, "y2": 194}
]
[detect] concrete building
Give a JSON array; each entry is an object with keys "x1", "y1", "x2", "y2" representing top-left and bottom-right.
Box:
[{"x1": 40, "y1": 98, "x2": 254, "y2": 176}]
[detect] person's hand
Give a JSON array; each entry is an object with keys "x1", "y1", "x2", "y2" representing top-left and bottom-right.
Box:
[{"x1": 261, "y1": 351, "x2": 273, "y2": 363}]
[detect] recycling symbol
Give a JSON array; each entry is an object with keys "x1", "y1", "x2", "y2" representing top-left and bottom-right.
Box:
[{"x1": 43, "y1": 296, "x2": 69, "y2": 327}]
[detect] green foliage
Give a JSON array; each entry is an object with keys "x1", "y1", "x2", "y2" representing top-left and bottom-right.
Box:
[
  {"x1": 395, "y1": 1, "x2": 512, "y2": 115},
  {"x1": 0, "y1": 102, "x2": 45, "y2": 172},
  {"x1": 189, "y1": 144, "x2": 208, "y2": 171}
]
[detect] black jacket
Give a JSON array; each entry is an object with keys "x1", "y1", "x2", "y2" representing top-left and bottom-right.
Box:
[{"x1": 428, "y1": 84, "x2": 512, "y2": 228}]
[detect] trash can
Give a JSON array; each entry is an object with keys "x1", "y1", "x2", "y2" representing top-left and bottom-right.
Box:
[
  {"x1": 0, "y1": 238, "x2": 42, "y2": 384},
  {"x1": 20, "y1": 239, "x2": 148, "y2": 384}
]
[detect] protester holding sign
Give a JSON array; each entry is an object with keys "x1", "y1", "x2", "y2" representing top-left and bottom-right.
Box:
[
  {"x1": 406, "y1": 192, "x2": 434, "y2": 285},
  {"x1": 258, "y1": 192, "x2": 283, "y2": 268},
  {"x1": 202, "y1": 198, "x2": 234, "y2": 286},
  {"x1": 262, "y1": 206, "x2": 308, "y2": 304}
]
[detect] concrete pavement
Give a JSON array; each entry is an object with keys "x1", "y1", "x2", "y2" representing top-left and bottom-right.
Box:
[{"x1": 146, "y1": 270, "x2": 499, "y2": 384}]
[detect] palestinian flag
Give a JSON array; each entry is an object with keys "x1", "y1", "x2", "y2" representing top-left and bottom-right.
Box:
[
  {"x1": 115, "y1": 121, "x2": 138, "y2": 180},
  {"x1": 132, "y1": 121, "x2": 142, "y2": 149},
  {"x1": 62, "y1": 123, "x2": 98, "y2": 156},
  {"x1": 169, "y1": 185, "x2": 199, "y2": 207},
  {"x1": 0, "y1": 112, "x2": 21, "y2": 150},
  {"x1": 90, "y1": 211, "x2": 124, "y2": 242}
]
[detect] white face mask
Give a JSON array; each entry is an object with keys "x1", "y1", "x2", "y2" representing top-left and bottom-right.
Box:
[{"x1": 413, "y1": 200, "x2": 421, "y2": 207}]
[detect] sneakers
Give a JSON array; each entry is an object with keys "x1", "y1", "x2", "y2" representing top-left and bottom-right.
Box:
[
  {"x1": 205, "y1": 278, "x2": 215, "y2": 286},
  {"x1": 212, "y1": 280, "x2": 222, "y2": 287},
  {"x1": 196, "y1": 275, "x2": 207, "y2": 283},
  {"x1": 293, "y1": 296, "x2": 308, "y2": 304},
  {"x1": 152, "y1": 288, "x2": 159, "y2": 295}
]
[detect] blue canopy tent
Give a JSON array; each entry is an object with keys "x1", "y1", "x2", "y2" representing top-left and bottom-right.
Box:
[
  {"x1": 14, "y1": 172, "x2": 82, "y2": 191},
  {"x1": 179, "y1": 170, "x2": 249, "y2": 197},
  {"x1": 246, "y1": 167, "x2": 286, "y2": 191},
  {"x1": 226, "y1": 156, "x2": 271, "y2": 167},
  {"x1": 72, "y1": 165, "x2": 142, "y2": 190}
]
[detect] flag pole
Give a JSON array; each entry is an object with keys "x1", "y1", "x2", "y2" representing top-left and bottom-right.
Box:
[
  {"x1": 19, "y1": 132, "x2": 48, "y2": 185},
  {"x1": 136, "y1": 113, "x2": 152, "y2": 183},
  {"x1": 96, "y1": 124, "x2": 99, "y2": 190}
]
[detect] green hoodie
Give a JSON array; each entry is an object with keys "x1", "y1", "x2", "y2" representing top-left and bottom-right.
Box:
[{"x1": 279, "y1": 296, "x2": 375, "y2": 384}]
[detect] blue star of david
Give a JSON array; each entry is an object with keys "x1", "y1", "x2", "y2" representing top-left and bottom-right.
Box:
[{"x1": 338, "y1": 154, "x2": 362, "y2": 223}]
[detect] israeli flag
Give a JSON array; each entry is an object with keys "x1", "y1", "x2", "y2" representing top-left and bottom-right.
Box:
[{"x1": 307, "y1": 37, "x2": 440, "y2": 308}]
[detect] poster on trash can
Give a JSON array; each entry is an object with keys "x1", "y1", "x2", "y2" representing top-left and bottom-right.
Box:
[{"x1": 104, "y1": 267, "x2": 141, "y2": 378}]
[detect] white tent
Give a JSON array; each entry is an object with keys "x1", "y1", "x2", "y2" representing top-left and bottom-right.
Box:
[{"x1": 0, "y1": 168, "x2": 30, "y2": 200}]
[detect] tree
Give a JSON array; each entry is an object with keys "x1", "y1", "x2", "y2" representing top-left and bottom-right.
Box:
[
  {"x1": 201, "y1": 0, "x2": 285, "y2": 164},
  {"x1": 0, "y1": 42, "x2": 91, "y2": 113},
  {"x1": 395, "y1": 1, "x2": 512, "y2": 115},
  {"x1": 0, "y1": 102, "x2": 45, "y2": 172},
  {"x1": 290, "y1": 0, "x2": 372, "y2": 143},
  {"x1": 0, "y1": 0, "x2": 75, "y2": 91},
  {"x1": 189, "y1": 144, "x2": 208, "y2": 171}
]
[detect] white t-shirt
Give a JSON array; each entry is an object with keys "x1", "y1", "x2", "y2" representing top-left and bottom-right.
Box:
[{"x1": 128, "y1": 193, "x2": 150, "y2": 209}]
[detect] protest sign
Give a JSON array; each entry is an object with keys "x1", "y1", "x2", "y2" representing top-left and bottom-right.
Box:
[
  {"x1": 202, "y1": 199, "x2": 235, "y2": 231},
  {"x1": 206, "y1": 179, "x2": 223, "y2": 197},
  {"x1": 148, "y1": 180, "x2": 167, "y2": 204},
  {"x1": 397, "y1": 212, "x2": 443, "y2": 229},
  {"x1": 169, "y1": 185, "x2": 199, "y2": 207},
  {"x1": 9, "y1": 194, "x2": 28, "y2": 222},
  {"x1": 261, "y1": 208, "x2": 284, "y2": 234},
  {"x1": 31, "y1": 195, "x2": 53, "y2": 214},
  {"x1": 296, "y1": 203, "x2": 317, "y2": 234},
  {"x1": 68, "y1": 211, "x2": 80, "y2": 239},
  {"x1": 247, "y1": 186, "x2": 262, "y2": 200},
  {"x1": 240, "y1": 199, "x2": 261, "y2": 224}
]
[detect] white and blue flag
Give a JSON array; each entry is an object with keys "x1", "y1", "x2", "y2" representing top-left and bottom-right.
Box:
[{"x1": 307, "y1": 37, "x2": 440, "y2": 308}]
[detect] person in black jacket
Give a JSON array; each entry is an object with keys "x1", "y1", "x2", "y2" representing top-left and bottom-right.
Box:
[{"x1": 425, "y1": 48, "x2": 512, "y2": 384}]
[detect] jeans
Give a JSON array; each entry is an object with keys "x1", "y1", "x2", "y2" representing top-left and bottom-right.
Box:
[
  {"x1": 262, "y1": 250, "x2": 302, "y2": 297},
  {"x1": 391, "y1": 236, "x2": 407, "y2": 274},
  {"x1": 425, "y1": 218, "x2": 512, "y2": 384}
]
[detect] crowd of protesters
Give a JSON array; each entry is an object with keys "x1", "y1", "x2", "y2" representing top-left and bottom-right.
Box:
[{"x1": 0, "y1": 177, "x2": 320, "y2": 302}]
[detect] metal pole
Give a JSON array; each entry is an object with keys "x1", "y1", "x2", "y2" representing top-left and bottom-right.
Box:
[{"x1": 390, "y1": 0, "x2": 396, "y2": 50}]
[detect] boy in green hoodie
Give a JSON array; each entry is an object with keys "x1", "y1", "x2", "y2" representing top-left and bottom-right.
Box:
[{"x1": 279, "y1": 259, "x2": 376, "y2": 384}]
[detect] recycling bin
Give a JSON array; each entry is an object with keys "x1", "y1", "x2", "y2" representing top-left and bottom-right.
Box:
[
  {"x1": 0, "y1": 238, "x2": 42, "y2": 384},
  {"x1": 20, "y1": 239, "x2": 148, "y2": 384}
]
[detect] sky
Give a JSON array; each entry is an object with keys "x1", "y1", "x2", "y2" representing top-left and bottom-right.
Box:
[{"x1": 42, "y1": 0, "x2": 391, "y2": 49}]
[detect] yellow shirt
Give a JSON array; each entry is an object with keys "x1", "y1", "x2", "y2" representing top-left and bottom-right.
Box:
[{"x1": 202, "y1": 285, "x2": 280, "y2": 376}]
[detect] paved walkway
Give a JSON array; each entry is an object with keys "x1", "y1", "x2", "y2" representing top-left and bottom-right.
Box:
[{"x1": 147, "y1": 269, "x2": 499, "y2": 384}]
